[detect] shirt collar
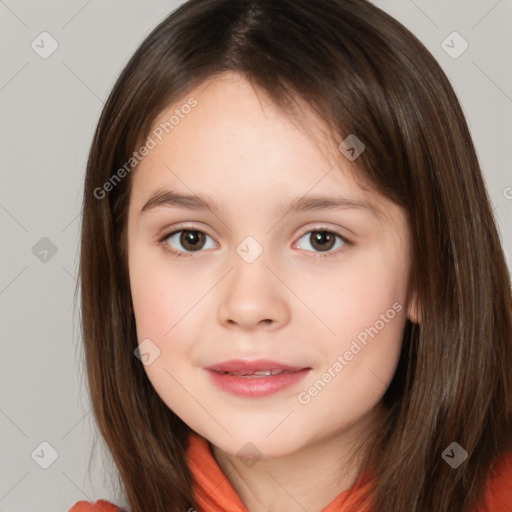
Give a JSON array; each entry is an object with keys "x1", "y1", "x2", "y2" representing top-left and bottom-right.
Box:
[{"x1": 186, "y1": 431, "x2": 374, "y2": 512}]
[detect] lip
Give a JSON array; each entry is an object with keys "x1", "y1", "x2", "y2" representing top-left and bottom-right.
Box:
[
  {"x1": 203, "y1": 359, "x2": 311, "y2": 397},
  {"x1": 204, "y1": 358, "x2": 308, "y2": 373}
]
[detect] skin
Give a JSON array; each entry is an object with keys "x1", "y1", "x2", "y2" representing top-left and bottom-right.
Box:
[{"x1": 127, "y1": 71, "x2": 418, "y2": 512}]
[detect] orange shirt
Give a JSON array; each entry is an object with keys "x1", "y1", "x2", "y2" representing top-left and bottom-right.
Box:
[{"x1": 69, "y1": 432, "x2": 512, "y2": 512}]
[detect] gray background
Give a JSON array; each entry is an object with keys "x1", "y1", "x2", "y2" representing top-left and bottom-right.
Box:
[{"x1": 1, "y1": 0, "x2": 511, "y2": 510}]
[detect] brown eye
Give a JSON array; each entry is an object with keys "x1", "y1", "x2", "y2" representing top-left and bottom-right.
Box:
[
  {"x1": 310, "y1": 231, "x2": 336, "y2": 252},
  {"x1": 295, "y1": 229, "x2": 348, "y2": 257},
  {"x1": 160, "y1": 228, "x2": 216, "y2": 255},
  {"x1": 180, "y1": 230, "x2": 206, "y2": 251}
]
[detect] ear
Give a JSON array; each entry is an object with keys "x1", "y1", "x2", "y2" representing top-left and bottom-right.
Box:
[{"x1": 407, "y1": 290, "x2": 421, "y2": 324}]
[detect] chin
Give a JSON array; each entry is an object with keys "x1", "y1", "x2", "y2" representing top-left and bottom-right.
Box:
[{"x1": 202, "y1": 426, "x2": 307, "y2": 460}]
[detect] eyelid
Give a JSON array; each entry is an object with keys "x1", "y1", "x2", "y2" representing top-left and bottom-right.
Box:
[
  {"x1": 294, "y1": 223, "x2": 353, "y2": 243},
  {"x1": 157, "y1": 222, "x2": 217, "y2": 242}
]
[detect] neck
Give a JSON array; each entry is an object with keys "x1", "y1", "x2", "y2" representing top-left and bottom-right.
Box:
[{"x1": 210, "y1": 404, "x2": 384, "y2": 512}]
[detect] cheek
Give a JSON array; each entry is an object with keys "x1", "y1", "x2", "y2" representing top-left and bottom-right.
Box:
[
  {"x1": 296, "y1": 299, "x2": 406, "y2": 429},
  {"x1": 128, "y1": 248, "x2": 213, "y2": 407},
  {"x1": 128, "y1": 251, "x2": 204, "y2": 416},
  {"x1": 293, "y1": 245, "x2": 407, "y2": 404},
  {"x1": 295, "y1": 245, "x2": 409, "y2": 343},
  {"x1": 129, "y1": 245, "x2": 207, "y2": 340}
]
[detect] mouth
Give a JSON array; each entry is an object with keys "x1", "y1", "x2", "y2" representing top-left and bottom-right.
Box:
[{"x1": 203, "y1": 359, "x2": 312, "y2": 397}]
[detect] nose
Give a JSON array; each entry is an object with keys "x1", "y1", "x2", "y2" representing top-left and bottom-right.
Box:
[{"x1": 217, "y1": 254, "x2": 291, "y2": 331}]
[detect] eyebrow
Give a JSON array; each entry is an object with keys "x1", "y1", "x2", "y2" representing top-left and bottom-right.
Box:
[{"x1": 140, "y1": 188, "x2": 382, "y2": 219}]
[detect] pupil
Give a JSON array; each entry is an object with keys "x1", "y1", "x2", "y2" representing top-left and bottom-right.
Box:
[
  {"x1": 312, "y1": 231, "x2": 334, "y2": 251},
  {"x1": 181, "y1": 231, "x2": 204, "y2": 250}
]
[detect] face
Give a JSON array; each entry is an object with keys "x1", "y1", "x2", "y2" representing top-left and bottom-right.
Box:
[{"x1": 127, "y1": 71, "x2": 416, "y2": 459}]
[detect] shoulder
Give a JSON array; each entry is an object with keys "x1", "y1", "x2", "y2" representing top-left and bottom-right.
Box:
[
  {"x1": 479, "y1": 450, "x2": 512, "y2": 511},
  {"x1": 68, "y1": 499, "x2": 121, "y2": 512}
]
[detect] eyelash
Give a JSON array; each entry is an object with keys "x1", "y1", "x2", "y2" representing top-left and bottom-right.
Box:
[{"x1": 157, "y1": 224, "x2": 352, "y2": 259}]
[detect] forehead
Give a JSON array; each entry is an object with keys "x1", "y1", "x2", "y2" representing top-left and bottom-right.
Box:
[{"x1": 129, "y1": 72, "x2": 391, "y2": 221}]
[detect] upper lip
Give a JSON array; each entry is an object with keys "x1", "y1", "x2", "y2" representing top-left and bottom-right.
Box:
[{"x1": 204, "y1": 359, "x2": 309, "y2": 373}]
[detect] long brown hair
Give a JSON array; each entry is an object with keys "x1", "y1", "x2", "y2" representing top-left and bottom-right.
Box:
[{"x1": 78, "y1": 1, "x2": 512, "y2": 511}]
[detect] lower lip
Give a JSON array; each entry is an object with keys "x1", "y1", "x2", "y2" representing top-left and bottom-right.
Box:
[{"x1": 205, "y1": 368, "x2": 311, "y2": 397}]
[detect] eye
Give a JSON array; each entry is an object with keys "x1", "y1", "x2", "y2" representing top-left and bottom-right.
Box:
[
  {"x1": 157, "y1": 225, "x2": 351, "y2": 259},
  {"x1": 158, "y1": 227, "x2": 216, "y2": 257},
  {"x1": 294, "y1": 229, "x2": 350, "y2": 258}
]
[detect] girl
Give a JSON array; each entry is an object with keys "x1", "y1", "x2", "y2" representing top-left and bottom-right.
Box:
[{"x1": 71, "y1": 0, "x2": 512, "y2": 511}]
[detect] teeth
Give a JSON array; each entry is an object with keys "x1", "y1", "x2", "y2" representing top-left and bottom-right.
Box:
[{"x1": 221, "y1": 369, "x2": 289, "y2": 377}]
